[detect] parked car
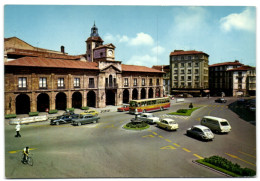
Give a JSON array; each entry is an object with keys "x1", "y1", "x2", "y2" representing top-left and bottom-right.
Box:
[
  {"x1": 131, "y1": 113, "x2": 160, "y2": 124},
  {"x1": 156, "y1": 118, "x2": 179, "y2": 131},
  {"x1": 117, "y1": 104, "x2": 130, "y2": 112},
  {"x1": 71, "y1": 114, "x2": 100, "y2": 126},
  {"x1": 201, "y1": 116, "x2": 231, "y2": 133},
  {"x1": 50, "y1": 114, "x2": 79, "y2": 125},
  {"x1": 215, "y1": 98, "x2": 227, "y2": 103},
  {"x1": 186, "y1": 125, "x2": 214, "y2": 141},
  {"x1": 80, "y1": 109, "x2": 99, "y2": 116}
]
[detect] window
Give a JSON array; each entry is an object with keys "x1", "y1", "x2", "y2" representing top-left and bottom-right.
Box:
[
  {"x1": 188, "y1": 63, "x2": 192, "y2": 67},
  {"x1": 181, "y1": 63, "x2": 185, "y2": 67},
  {"x1": 174, "y1": 76, "x2": 178, "y2": 81},
  {"x1": 18, "y1": 77, "x2": 27, "y2": 89},
  {"x1": 181, "y1": 70, "x2": 185, "y2": 74},
  {"x1": 58, "y1": 78, "x2": 64, "y2": 88},
  {"x1": 74, "y1": 78, "x2": 80, "y2": 88},
  {"x1": 89, "y1": 78, "x2": 95, "y2": 88},
  {"x1": 181, "y1": 76, "x2": 184, "y2": 81},
  {"x1": 39, "y1": 77, "x2": 47, "y2": 88},
  {"x1": 156, "y1": 79, "x2": 160, "y2": 85},
  {"x1": 174, "y1": 57, "x2": 177, "y2": 61},
  {"x1": 188, "y1": 56, "x2": 191, "y2": 60},
  {"x1": 195, "y1": 69, "x2": 199, "y2": 74},
  {"x1": 187, "y1": 69, "x2": 192, "y2": 74},
  {"x1": 187, "y1": 76, "x2": 191, "y2": 81},
  {"x1": 142, "y1": 78, "x2": 146, "y2": 86},
  {"x1": 195, "y1": 63, "x2": 199, "y2": 67},
  {"x1": 149, "y1": 78, "x2": 153, "y2": 86},
  {"x1": 124, "y1": 78, "x2": 129, "y2": 87},
  {"x1": 133, "y1": 78, "x2": 137, "y2": 86},
  {"x1": 174, "y1": 70, "x2": 178, "y2": 74},
  {"x1": 174, "y1": 63, "x2": 178, "y2": 67}
]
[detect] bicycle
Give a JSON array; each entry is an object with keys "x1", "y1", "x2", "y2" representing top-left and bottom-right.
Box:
[{"x1": 21, "y1": 153, "x2": 33, "y2": 166}]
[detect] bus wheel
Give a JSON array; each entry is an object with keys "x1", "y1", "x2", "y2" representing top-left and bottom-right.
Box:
[
  {"x1": 160, "y1": 107, "x2": 164, "y2": 111},
  {"x1": 143, "y1": 109, "x2": 146, "y2": 113}
]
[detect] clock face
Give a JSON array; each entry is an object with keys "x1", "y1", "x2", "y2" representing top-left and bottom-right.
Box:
[{"x1": 108, "y1": 50, "x2": 113, "y2": 56}]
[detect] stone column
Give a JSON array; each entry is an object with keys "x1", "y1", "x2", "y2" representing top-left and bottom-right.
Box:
[
  {"x1": 83, "y1": 90, "x2": 87, "y2": 107},
  {"x1": 137, "y1": 88, "x2": 141, "y2": 100},
  {"x1": 31, "y1": 92, "x2": 37, "y2": 112}
]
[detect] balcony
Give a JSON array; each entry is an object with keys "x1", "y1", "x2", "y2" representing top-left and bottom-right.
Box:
[
  {"x1": 106, "y1": 83, "x2": 118, "y2": 89},
  {"x1": 88, "y1": 84, "x2": 95, "y2": 88}
]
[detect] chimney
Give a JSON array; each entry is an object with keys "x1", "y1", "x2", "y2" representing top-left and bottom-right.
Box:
[{"x1": 61, "y1": 46, "x2": 65, "y2": 54}]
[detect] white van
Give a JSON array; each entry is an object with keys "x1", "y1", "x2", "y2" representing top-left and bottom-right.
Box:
[{"x1": 201, "y1": 116, "x2": 231, "y2": 133}]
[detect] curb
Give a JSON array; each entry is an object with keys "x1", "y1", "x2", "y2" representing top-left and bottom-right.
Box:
[{"x1": 192, "y1": 160, "x2": 232, "y2": 177}]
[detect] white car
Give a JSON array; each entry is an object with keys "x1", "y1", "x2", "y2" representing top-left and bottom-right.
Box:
[
  {"x1": 156, "y1": 118, "x2": 179, "y2": 131},
  {"x1": 131, "y1": 113, "x2": 160, "y2": 124}
]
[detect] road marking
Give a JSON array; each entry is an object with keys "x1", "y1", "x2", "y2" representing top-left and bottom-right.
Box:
[
  {"x1": 173, "y1": 143, "x2": 180, "y2": 147},
  {"x1": 142, "y1": 135, "x2": 155, "y2": 138},
  {"x1": 160, "y1": 145, "x2": 176, "y2": 150},
  {"x1": 225, "y1": 153, "x2": 256, "y2": 166},
  {"x1": 195, "y1": 118, "x2": 201, "y2": 121},
  {"x1": 158, "y1": 135, "x2": 164, "y2": 138},
  {"x1": 193, "y1": 154, "x2": 204, "y2": 159},
  {"x1": 238, "y1": 151, "x2": 256, "y2": 158},
  {"x1": 152, "y1": 132, "x2": 158, "y2": 135},
  {"x1": 8, "y1": 148, "x2": 37, "y2": 154},
  {"x1": 182, "y1": 148, "x2": 191, "y2": 152},
  {"x1": 164, "y1": 139, "x2": 172, "y2": 143},
  {"x1": 103, "y1": 124, "x2": 115, "y2": 128}
]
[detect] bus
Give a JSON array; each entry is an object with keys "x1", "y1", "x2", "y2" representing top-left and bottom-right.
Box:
[{"x1": 129, "y1": 97, "x2": 170, "y2": 114}]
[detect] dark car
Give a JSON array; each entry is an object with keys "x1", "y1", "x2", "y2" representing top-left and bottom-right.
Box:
[
  {"x1": 215, "y1": 98, "x2": 227, "y2": 103},
  {"x1": 186, "y1": 125, "x2": 214, "y2": 141},
  {"x1": 50, "y1": 114, "x2": 79, "y2": 125},
  {"x1": 71, "y1": 114, "x2": 100, "y2": 126}
]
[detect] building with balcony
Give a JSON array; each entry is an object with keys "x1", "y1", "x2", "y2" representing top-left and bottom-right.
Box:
[
  {"x1": 152, "y1": 65, "x2": 170, "y2": 96},
  {"x1": 209, "y1": 60, "x2": 255, "y2": 96},
  {"x1": 169, "y1": 50, "x2": 209, "y2": 96},
  {"x1": 4, "y1": 23, "x2": 164, "y2": 115}
]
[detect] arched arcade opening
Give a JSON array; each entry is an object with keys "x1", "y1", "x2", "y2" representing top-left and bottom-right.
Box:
[
  {"x1": 72, "y1": 92, "x2": 82, "y2": 108},
  {"x1": 37, "y1": 93, "x2": 50, "y2": 112},
  {"x1": 56, "y1": 92, "x2": 67, "y2": 110},
  {"x1": 16, "y1": 94, "x2": 30, "y2": 114}
]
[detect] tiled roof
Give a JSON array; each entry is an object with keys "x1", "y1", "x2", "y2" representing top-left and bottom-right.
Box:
[
  {"x1": 4, "y1": 57, "x2": 99, "y2": 70},
  {"x1": 170, "y1": 50, "x2": 208, "y2": 56},
  {"x1": 7, "y1": 48, "x2": 82, "y2": 60},
  {"x1": 209, "y1": 61, "x2": 243, "y2": 67},
  {"x1": 227, "y1": 66, "x2": 254, "y2": 71},
  {"x1": 122, "y1": 64, "x2": 164, "y2": 73},
  {"x1": 94, "y1": 43, "x2": 116, "y2": 50}
]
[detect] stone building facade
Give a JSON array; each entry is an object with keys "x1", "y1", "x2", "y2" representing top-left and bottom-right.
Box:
[
  {"x1": 4, "y1": 24, "x2": 164, "y2": 115},
  {"x1": 209, "y1": 60, "x2": 256, "y2": 96},
  {"x1": 169, "y1": 50, "x2": 209, "y2": 96}
]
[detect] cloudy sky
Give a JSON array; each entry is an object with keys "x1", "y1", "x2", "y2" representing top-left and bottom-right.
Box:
[{"x1": 4, "y1": 4, "x2": 256, "y2": 67}]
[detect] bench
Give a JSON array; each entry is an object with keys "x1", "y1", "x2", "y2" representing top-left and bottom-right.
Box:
[{"x1": 100, "y1": 109, "x2": 110, "y2": 113}]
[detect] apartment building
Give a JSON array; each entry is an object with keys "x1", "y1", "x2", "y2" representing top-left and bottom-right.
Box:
[{"x1": 169, "y1": 50, "x2": 209, "y2": 96}]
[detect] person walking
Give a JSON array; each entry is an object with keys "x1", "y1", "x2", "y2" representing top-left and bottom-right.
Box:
[{"x1": 15, "y1": 122, "x2": 21, "y2": 137}]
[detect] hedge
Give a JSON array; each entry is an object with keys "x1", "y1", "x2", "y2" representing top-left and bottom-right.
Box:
[
  {"x1": 81, "y1": 106, "x2": 89, "y2": 110},
  {"x1": 66, "y1": 108, "x2": 75, "y2": 112},
  {"x1": 5, "y1": 114, "x2": 17, "y2": 119},
  {"x1": 29, "y1": 112, "x2": 39, "y2": 117},
  {"x1": 123, "y1": 122, "x2": 149, "y2": 130},
  {"x1": 49, "y1": 109, "x2": 58, "y2": 114},
  {"x1": 168, "y1": 107, "x2": 200, "y2": 116},
  {"x1": 202, "y1": 155, "x2": 256, "y2": 177}
]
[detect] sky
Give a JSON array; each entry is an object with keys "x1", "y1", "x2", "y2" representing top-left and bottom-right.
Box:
[{"x1": 3, "y1": 4, "x2": 257, "y2": 68}]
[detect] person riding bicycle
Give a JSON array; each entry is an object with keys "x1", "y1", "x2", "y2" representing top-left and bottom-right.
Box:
[{"x1": 22, "y1": 146, "x2": 29, "y2": 163}]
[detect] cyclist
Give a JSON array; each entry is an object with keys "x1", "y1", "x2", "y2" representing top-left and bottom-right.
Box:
[{"x1": 22, "y1": 146, "x2": 29, "y2": 164}]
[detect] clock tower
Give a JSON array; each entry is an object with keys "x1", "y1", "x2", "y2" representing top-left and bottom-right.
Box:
[{"x1": 86, "y1": 22, "x2": 104, "y2": 62}]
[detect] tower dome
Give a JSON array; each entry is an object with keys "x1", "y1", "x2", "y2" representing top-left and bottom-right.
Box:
[{"x1": 90, "y1": 22, "x2": 99, "y2": 37}]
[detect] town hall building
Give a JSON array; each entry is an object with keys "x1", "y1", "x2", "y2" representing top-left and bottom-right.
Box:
[{"x1": 4, "y1": 23, "x2": 164, "y2": 115}]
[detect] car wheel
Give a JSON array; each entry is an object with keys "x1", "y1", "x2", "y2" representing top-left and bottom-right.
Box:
[
  {"x1": 56, "y1": 122, "x2": 59, "y2": 125},
  {"x1": 160, "y1": 107, "x2": 163, "y2": 111},
  {"x1": 93, "y1": 120, "x2": 97, "y2": 123},
  {"x1": 143, "y1": 109, "x2": 146, "y2": 113},
  {"x1": 77, "y1": 122, "x2": 81, "y2": 126}
]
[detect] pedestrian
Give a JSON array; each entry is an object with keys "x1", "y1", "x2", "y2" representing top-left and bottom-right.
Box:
[
  {"x1": 22, "y1": 146, "x2": 29, "y2": 163},
  {"x1": 15, "y1": 122, "x2": 21, "y2": 137},
  {"x1": 189, "y1": 103, "x2": 193, "y2": 109}
]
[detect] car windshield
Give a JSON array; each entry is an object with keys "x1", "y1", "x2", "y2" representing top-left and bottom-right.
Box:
[
  {"x1": 168, "y1": 121, "x2": 175, "y2": 124},
  {"x1": 221, "y1": 122, "x2": 229, "y2": 126},
  {"x1": 203, "y1": 128, "x2": 211, "y2": 132}
]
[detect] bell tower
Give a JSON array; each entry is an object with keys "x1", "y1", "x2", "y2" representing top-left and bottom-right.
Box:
[{"x1": 86, "y1": 22, "x2": 104, "y2": 62}]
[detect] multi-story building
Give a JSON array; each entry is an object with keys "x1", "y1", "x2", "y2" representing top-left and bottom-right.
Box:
[
  {"x1": 169, "y1": 50, "x2": 209, "y2": 97},
  {"x1": 209, "y1": 60, "x2": 256, "y2": 96},
  {"x1": 152, "y1": 65, "x2": 170, "y2": 97},
  {"x1": 4, "y1": 23, "x2": 164, "y2": 115}
]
